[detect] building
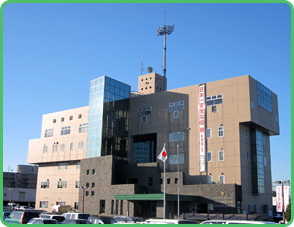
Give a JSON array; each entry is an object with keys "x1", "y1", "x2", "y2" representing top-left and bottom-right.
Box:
[
  {"x1": 28, "y1": 73, "x2": 279, "y2": 218},
  {"x1": 3, "y1": 165, "x2": 38, "y2": 207}
]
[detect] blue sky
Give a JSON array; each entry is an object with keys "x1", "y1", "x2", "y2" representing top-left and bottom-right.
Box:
[{"x1": 3, "y1": 3, "x2": 291, "y2": 182}]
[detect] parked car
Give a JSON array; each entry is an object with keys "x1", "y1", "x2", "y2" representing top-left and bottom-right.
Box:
[
  {"x1": 129, "y1": 217, "x2": 144, "y2": 223},
  {"x1": 114, "y1": 216, "x2": 135, "y2": 224},
  {"x1": 62, "y1": 212, "x2": 90, "y2": 220},
  {"x1": 4, "y1": 211, "x2": 40, "y2": 224},
  {"x1": 3, "y1": 210, "x2": 13, "y2": 221},
  {"x1": 143, "y1": 219, "x2": 197, "y2": 224},
  {"x1": 39, "y1": 213, "x2": 65, "y2": 224},
  {"x1": 200, "y1": 220, "x2": 278, "y2": 224},
  {"x1": 27, "y1": 218, "x2": 58, "y2": 224},
  {"x1": 88, "y1": 216, "x2": 117, "y2": 224},
  {"x1": 63, "y1": 218, "x2": 92, "y2": 224}
]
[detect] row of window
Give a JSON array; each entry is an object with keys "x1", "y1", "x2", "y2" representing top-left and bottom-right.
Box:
[
  {"x1": 41, "y1": 180, "x2": 80, "y2": 189},
  {"x1": 206, "y1": 127, "x2": 224, "y2": 138},
  {"x1": 43, "y1": 142, "x2": 85, "y2": 154},
  {"x1": 58, "y1": 162, "x2": 80, "y2": 170},
  {"x1": 45, "y1": 124, "x2": 88, "y2": 138},
  {"x1": 207, "y1": 150, "x2": 225, "y2": 162},
  {"x1": 52, "y1": 114, "x2": 83, "y2": 123},
  {"x1": 86, "y1": 169, "x2": 96, "y2": 175},
  {"x1": 40, "y1": 201, "x2": 78, "y2": 209}
]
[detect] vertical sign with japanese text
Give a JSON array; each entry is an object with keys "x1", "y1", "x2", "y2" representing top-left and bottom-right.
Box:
[
  {"x1": 284, "y1": 186, "x2": 290, "y2": 211},
  {"x1": 198, "y1": 84, "x2": 206, "y2": 172},
  {"x1": 276, "y1": 186, "x2": 282, "y2": 212}
]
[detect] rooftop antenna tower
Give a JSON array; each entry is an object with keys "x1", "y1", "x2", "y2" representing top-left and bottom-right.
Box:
[{"x1": 157, "y1": 11, "x2": 174, "y2": 91}]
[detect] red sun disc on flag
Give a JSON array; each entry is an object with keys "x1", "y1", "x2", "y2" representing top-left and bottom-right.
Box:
[{"x1": 162, "y1": 151, "x2": 167, "y2": 157}]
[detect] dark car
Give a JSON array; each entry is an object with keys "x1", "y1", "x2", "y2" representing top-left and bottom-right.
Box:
[
  {"x1": 63, "y1": 218, "x2": 91, "y2": 224},
  {"x1": 5, "y1": 211, "x2": 40, "y2": 224}
]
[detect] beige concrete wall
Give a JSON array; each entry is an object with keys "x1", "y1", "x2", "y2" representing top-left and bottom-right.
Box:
[
  {"x1": 28, "y1": 106, "x2": 89, "y2": 212},
  {"x1": 35, "y1": 162, "x2": 80, "y2": 212},
  {"x1": 28, "y1": 106, "x2": 89, "y2": 164}
]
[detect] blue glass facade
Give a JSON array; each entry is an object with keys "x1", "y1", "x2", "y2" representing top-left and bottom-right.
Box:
[
  {"x1": 257, "y1": 82, "x2": 272, "y2": 112},
  {"x1": 86, "y1": 76, "x2": 130, "y2": 158},
  {"x1": 251, "y1": 128, "x2": 265, "y2": 194}
]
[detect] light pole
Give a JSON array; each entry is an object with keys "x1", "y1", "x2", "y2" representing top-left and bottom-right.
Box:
[
  {"x1": 9, "y1": 188, "x2": 13, "y2": 210},
  {"x1": 177, "y1": 145, "x2": 180, "y2": 218},
  {"x1": 275, "y1": 180, "x2": 290, "y2": 224}
]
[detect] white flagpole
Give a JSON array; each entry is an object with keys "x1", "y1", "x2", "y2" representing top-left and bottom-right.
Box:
[{"x1": 164, "y1": 159, "x2": 166, "y2": 219}]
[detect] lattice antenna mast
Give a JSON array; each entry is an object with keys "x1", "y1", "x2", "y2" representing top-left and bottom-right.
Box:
[{"x1": 157, "y1": 11, "x2": 174, "y2": 91}]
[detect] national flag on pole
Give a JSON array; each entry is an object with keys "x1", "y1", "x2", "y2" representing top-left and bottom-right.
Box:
[{"x1": 157, "y1": 143, "x2": 168, "y2": 162}]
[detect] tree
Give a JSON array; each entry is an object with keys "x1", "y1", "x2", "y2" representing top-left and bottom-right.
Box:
[{"x1": 285, "y1": 202, "x2": 291, "y2": 222}]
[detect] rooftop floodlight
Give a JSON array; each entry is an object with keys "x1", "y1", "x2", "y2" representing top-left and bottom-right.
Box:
[{"x1": 156, "y1": 11, "x2": 175, "y2": 91}]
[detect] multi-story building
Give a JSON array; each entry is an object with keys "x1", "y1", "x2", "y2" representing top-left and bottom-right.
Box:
[
  {"x1": 3, "y1": 165, "x2": 38, "y2": 207},
  {"x1": 28, "y1": 73, "x2": 279, "y2": 218}
]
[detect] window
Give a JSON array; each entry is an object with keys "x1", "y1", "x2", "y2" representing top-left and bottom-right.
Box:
[
  {"x1": 219, "y1": 175, "x2": 225, "y2": 184},
  {"x1": 218, "y1": 127, "x2": 224, "y2": 137},
  {"x1": 76, "y1": 162, "x2": 80, "y2": 169},
  {"x1": 86, "y1": 170, "x2": 90, "y2": 175},
  {"x1": 41, "y1": 181, "x2": 50, "y2": 189},
  {"x1": 167, "y1": 178, "x2": 171, "y2": 184},
  {"x1": 61, "y1": 117, "x2": 64, "y2": 122},
  {"x1": 75, "y1": 181, "x2": 79, "y2": 188},
  {"x1": 60, "y1": 144, "x2": 65, "y2": 152},
  {"x1": 78, "y1": 114, "x2": 82, "y2": 119},
  {"x1": 212, "y1": 105, "x2": 217, "y2": 113},
  {"x1": 69, "y1": 116, "x2": 73, "y2": 120},
  {"x1": 111, "y1": 200, "x2": 114, "y2": 215},
  {"x1": 57, "y1": 181, "x2": 67, "y2": 188},
  {"x1": 86, "y1": 191, "x2": 89, "y2": 196},
  {"x1": 218, "y1": 151, "x2": 224, "y2": 161},
  {"x1": 86, "y1": 183, "x2": 89, "y2": 188},
  {"x1": 207, "y1": 176, "x2": 212, "y2": 184},
  {"x1": 61, "y1": 126, "x2": 71, "y2": 135},
  {"x1": 245, "y1": 128, "x2": 248, "y2": 138},
  {"x1": 53, "y1": 144, "x2": 58, "y2": 152},
  {"x1": 142, "y1": 115, "x2": 147, "y2": 123},
  {"x1": 207, "y1": 152, "x2": 212, "y2": 162},
  {"x1": 257, "y1": 82, "x2": 272, "y2": 112},
  {"x1": 264, "y1": 157, "x2": 267, "y2": 166},
  {"x1": 169, "y1": 101, "x2": 184, "y2": 112},
  {"x1": 175, "y1": 178, "x2": 178, "y2": 184},
  {"x1": 100, "y1": 200, "x2": 106, "y2": 214},
  {"x1": 43, "y1": 145, "x2": 48, "y2": 154},
  {"x1": 70, "y1": 143, "x2": 74, "y2": 151},
  {"x1": 251, "y1": 101, "x2": 255, "y2": 109},
  {"x1": 92, "y1": 169, "x2": 96, "y2": 174},
  {"x1": 92, "y1": 182, "x2": 95, "y2": 188},
  {"x1": 246, "y1": 152, "x2": 250, "y2": 162},
  {"x1": 78, "y1": 141, "x2": 84, "y2": 150},
  {"x1": 40, "y1": 201, "x2": 48, "y2": 208},
  {"x1": 91, "y1": 191, "x2": 95, "y2": 196},
  {"x1": 148, "y1": 177, "x2": 153, "y2": 186},
  {"x1": 74, "y1": 202, "x2": 78, "y2": 210},
  {"x1": 174, "y1": 110, "x2": 179, "y2": 118},
  {"x1": 138, "y1": 106, "x2": 152, "y2": 116},
  {"x1": 206, "y1": 129, "x2": 212, "y2": 138},
  {"x1": 58, "y1": 162, "x2": 68, "y2": 170},
  {"x1": 206, "y1": 95, "x2": 223, "y2": 106},
  {"x1": 169, "y1": 132, "x2": 184, "y2": 142},
  {"x1": 79, "y1": 123, "x2": 88, "y2": 133},
  {"x1": 53, "y1": 119, "x2": 56, "y2": 123},
  {"x1": 45, "y1": 129, "x2": 53, "y2": 138}
]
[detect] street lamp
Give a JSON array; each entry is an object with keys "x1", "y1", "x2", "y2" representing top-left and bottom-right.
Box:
[
  {"x1": 274, "y1": 180, "x2": 290, "y2": 224},
  {"x1": 9, "y1": 188, "x2": 13, "y2": 210}
]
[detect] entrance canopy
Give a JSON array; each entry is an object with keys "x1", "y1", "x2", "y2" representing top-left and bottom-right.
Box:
[{"x1": 114, "y1": 194, "x2": 198, "y2": 201}]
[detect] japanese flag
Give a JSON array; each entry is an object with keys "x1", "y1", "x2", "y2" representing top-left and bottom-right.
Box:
[{"x1": 157, "y1": 143, "x2": 168, "y2": 162}]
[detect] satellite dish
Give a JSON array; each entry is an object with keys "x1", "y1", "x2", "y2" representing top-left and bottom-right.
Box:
[{"x1": 147, "y1": 67, "x2": 153, "y2": 73}]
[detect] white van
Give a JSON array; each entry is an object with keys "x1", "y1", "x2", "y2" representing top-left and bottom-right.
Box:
[
  {"x1": 62, "y1": 212, "x2": 90, "y2": 220},
  {"x1": 201, "y1": 220, "x2": 277, "y2": 224},
  {"x1": 143, "y1": 219, "x2": 197, "y2": 224}
]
